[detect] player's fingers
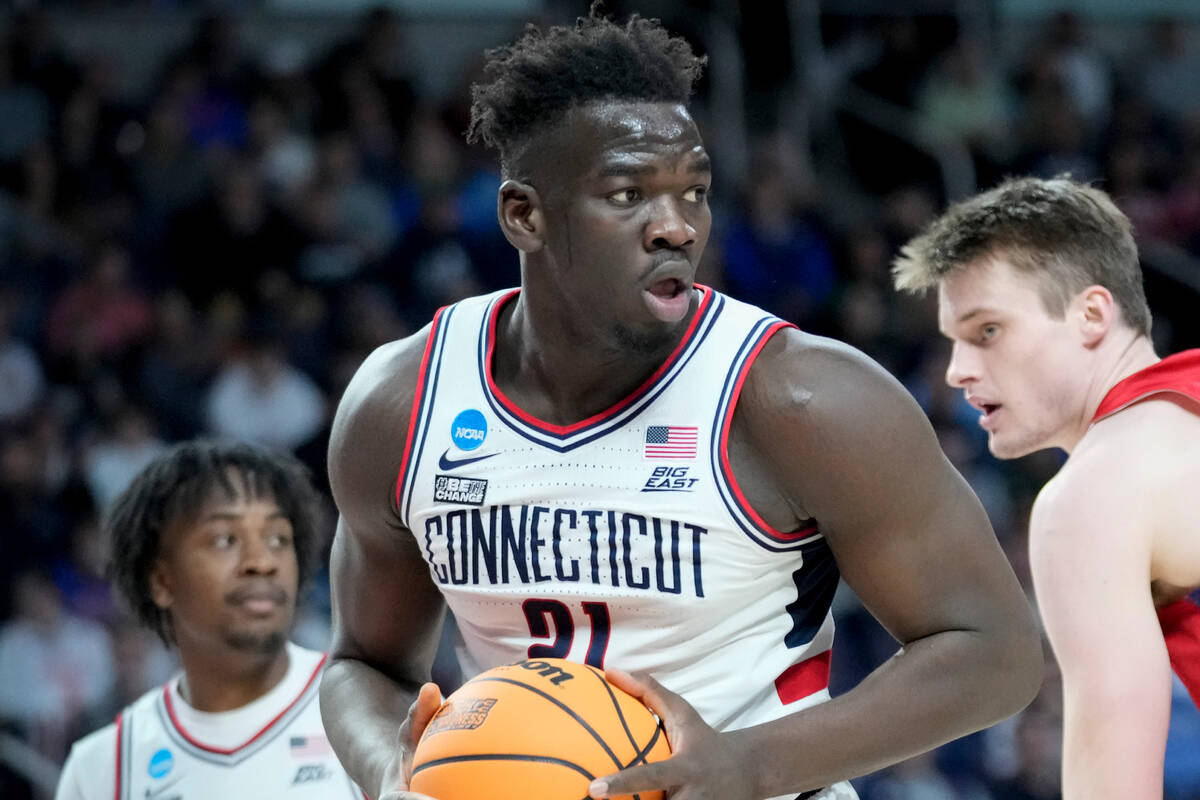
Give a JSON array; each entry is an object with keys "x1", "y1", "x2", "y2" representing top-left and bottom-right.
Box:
[
  {"x1": 589, "y1": 760, "x2": 677, "y2": 799},
  {"x1": 378, "y1": 792, "x2": 440, "y2": 800},
  {"x1": 605, "y1": 667, "x2": 700, "y2": 728},
  {"x1": 400, "y1": 682, "x2": 443, "y2": 746},
  {"x1": 411, "y1": 682, "x2": 444, "y2": 734},
  {"x1": 395, "y1": 682, "x2": 444, "y2": 788}
]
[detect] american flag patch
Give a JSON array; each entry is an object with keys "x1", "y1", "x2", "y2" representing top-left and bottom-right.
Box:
[
  {"x1": 644, "y1": 425, "x2": 698, "y2": 459},
  {"x1": 290, "y1": 735, "x2": 332, "y2": 759}
]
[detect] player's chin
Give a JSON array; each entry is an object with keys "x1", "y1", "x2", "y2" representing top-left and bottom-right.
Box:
[
  {"x1": 223, "y1": 625, "x2": 290, "y2": 656},
  {"x1": 986, "y1": 432, "x2": 1036, "y2": 460}
]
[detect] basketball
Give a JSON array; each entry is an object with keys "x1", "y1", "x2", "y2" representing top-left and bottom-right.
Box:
[{"x1": 409, "y1": 658, "x2": 671, "y2": 800}]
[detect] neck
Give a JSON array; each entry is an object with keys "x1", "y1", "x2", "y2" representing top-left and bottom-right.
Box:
[
  {"x1": 1064, "y1": 332, "x2": 1159, "y2": 453},
  {"x1": 494, "y1": 288, "x2": 694, "y2": 425},
  {"x1": 176, "y1": 643, "x2": 290, "y2": 713}
]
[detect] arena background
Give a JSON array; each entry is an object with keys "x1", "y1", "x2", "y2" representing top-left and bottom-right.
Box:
[{"x1": 2, "y1": 0, "x2": 1199, "y2": 797}]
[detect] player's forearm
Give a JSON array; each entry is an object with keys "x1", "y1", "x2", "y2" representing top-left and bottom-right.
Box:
[
  {"x1": 731, "y1": 627, "x2": 1041, "y2": 796},
  {"x1": 319, "y1": 656, "x2": 421, "y2": 797},
  {"x1": 1060, "y1": 687, "x2": 1167, "y2": 799}
]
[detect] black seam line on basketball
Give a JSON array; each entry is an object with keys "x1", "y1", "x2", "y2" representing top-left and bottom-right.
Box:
[
  {"x1": 471, "y1": 676, "x2": 626, "y2": 769},
  {"x1": 624, "y1": 722, "x2": 663, "y2": 769},
  {"x1": 569, "y1": 727, "x2": 661, "y2": 800},
  {"x1": 410, "y1": 753, "x2": 596, "y2": 780},
  {"x1": 612, "y1": 718, "x2": 664, "y2": 800},
  {"x1": 586, "y1": 665, "x2": 641, "y2": 753}
]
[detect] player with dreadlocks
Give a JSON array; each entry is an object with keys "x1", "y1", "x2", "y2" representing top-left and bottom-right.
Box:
[
  {"x1": 56, "y1": 440, "x2": 362, "y2": 800},
  {"x1": 321, "y1": 10, "x2": 1041, "y2": 800}
]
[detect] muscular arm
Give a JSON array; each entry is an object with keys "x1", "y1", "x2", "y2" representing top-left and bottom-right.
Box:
[
  {"x1": 320, "y1": 332, "x2": 449, "y2": 798},
  {"x1": 731, "y1": 332, "x2": 1042, "y2": 794},
  {"x1": 1030, "y1": 452, "x2": 1169, "y2": 799}
]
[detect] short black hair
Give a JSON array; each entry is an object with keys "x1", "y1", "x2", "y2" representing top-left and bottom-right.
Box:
[
  {"x1": 467, "y1": 9, "x2": 705, "y2": 176},
  {"x1": 103, "y1": 439, "x2": 324, "y2": 645}
]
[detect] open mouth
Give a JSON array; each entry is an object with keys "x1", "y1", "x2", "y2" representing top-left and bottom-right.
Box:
[
  {"x1": 642, "y1": 277, "x2": 691, "y2": 323},
  {"x1": 648, "y1": 277, "x2": 684, "y2": 299}
]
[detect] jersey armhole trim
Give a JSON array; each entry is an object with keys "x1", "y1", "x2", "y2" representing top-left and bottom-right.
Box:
[
  {"x1": 717, "y1": 320, "x2": 819, "y2": 544},
  {"x1": 395, "y1": 305, "x2": 450, "y2": 519},
  {"x1": 113, "y1": 712, "x2": 123, "y2": 800}
]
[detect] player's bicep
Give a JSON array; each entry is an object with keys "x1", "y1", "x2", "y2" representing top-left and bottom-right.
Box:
[
  {"x1": 328, "y1": 513, "x2": 446, "y2": 682},
  {"x1": 325, "y1": 332, "x2": 445, "y2": 682},
  {"x1": 753, "y1": 337, "x2": 1029, "y2": 645},
  {"x1": 1030, "y1": 484, "x2": 1169, "y2": 792}
]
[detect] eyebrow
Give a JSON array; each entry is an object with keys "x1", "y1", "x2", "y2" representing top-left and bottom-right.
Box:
[
  {"x1": 200, "y1": 510, "x2": 289, "y2": 522},
  {"x1": 953, "y1": 308, "x2": 998, "y2": 324},
  {"x1": 596, "y1": 154, "x2": 712, "y2": 179}
]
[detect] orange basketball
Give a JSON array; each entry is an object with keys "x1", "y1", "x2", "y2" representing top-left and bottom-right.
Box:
[{"x1": 410, "y1": 658, "x2": 671, "y2": 800}]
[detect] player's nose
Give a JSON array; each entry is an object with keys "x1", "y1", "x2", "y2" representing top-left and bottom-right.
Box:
[
  {"x1": 945, "y1": 342, "x2": 979, "y2": 388},
  {"x1": 238, "y1": 534, "x2": 280, "y2": 575},
  {"x1": 644, "y1": 196, "x2": 696, "y2": 251}
]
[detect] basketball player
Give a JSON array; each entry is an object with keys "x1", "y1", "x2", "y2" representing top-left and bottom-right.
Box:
[
  {"x1": 55, "y1": 440, "x2": 363, "y2": 800},
  {"x1": 321, "y1": 12, "x2": 1042, "y2": 800},
  {"x1": 893, "y1": 175, "x2": 1200, "y2": 799}
]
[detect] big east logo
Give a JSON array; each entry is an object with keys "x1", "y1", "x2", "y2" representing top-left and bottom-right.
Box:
[{"x1": 642, "y1": 465, "x2": 699, "y2": 492}]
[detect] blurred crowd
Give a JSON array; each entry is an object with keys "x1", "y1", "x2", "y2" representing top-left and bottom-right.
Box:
[{"x1": 1, "y1": 3, "x2": 1200, "y2": 799}]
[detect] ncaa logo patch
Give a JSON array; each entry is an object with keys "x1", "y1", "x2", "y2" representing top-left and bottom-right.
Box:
[
  {"x1": 148, "y1": 748, "x2": 174, "y2": 779},
  {"x1": 451, "y1": 409, "x2": 488, "y2": 451}
]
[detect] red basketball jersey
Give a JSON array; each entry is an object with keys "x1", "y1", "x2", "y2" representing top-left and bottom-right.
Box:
[{"x1": 1091, "y1": 349, "x2": 1200, "y2": 708}]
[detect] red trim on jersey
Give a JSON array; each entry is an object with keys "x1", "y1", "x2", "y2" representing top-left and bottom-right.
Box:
[
  {"x1": 1158, "y1": 598, "x2": 1200, "y2": 710},
  {"x1": 1091, "y1": 349, "x2": 1200, "y2": 423},
  {"x1": 162, "y1": 653, "x2": 328, "y2": 755},
  {"x1": 774, "y1": 649, "x2": 832, "y2": 704},
  {"x1": 113, "y1": 712, "x2": 123, "y2": 800},
  {"x1": 718, "y1": 321, "x2": 818, "y2": 542},
  {"x1": 395, "y1": 306, "x2": 448, "y2": 508},
  {"x1": 483, "y1": 286, "x2": 714, "y2": 435}
]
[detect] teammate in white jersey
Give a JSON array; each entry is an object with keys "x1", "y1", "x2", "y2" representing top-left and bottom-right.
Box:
[
  {"x1": 320, "y1": 11, "x2": 1042, "y2": 800},
  {"x1": 56, "y1": 440, "x2": 362, "y2": 800}
]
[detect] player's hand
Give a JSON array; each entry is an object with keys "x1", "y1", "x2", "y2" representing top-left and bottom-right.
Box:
[
  {"x1": 377, "y1": 682, "x2": 443, "y2": 800},
  {"x1": 589, "y1": 669, "x2": 756, "y2": 800}
]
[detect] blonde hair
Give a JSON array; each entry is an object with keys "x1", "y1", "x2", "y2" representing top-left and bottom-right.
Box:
[{"x1": 892, "y1": 176, "x2": 1151, "y2": 335}]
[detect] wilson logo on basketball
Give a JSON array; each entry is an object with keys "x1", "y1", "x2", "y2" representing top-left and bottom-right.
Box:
[{"x1": 425, "y1": 698, "x2": 499, "y2": 737}]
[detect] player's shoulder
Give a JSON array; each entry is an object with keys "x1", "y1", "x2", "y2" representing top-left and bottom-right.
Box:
[
  {"x1": 746, "y1": 327, "x2": 919, "y2": 424},
  {"x1": 1029, "y1": 439, "x2": 1154, "y2": 557},
  {"x1": 64, "y1": 720, "x2": 118, "y2": 766},
  {"x1": 57, "y1": 715, "x2": 122, "y2": 800},
  {"x1": 337, "y1": 327, "x2": 435, "y2": 419}
]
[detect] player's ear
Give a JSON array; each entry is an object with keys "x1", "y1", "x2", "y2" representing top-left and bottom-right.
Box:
[
  {"x1": 149, "y1": 559, "x2": 174, "y2": 610},
  {"x1": 498, "y1": 180, "x2": 545, "y2": 253},
  {"x1": 1078, "y1": 284, "x2": 1116, "y2": 347}
]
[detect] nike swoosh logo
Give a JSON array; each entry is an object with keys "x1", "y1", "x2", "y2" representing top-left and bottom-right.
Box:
[
  {"x1": 438, "y1": 449, "x2": 499, "y2": 470},
  {"x1": 144, "y1": 775, "x2": 184, "y2": 799}
]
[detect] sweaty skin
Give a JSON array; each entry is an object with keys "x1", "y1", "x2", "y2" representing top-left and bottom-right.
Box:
[
  {"x1": 321, "y1": 101, "x2": 1042, "y2": 800},
  {"x1": 939, "y1": 255, "x2": 1197, "y2": 799}
]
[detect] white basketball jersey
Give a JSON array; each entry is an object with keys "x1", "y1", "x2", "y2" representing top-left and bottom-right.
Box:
[
  {"x1": 54, "y1": 644, "x2": 363, "y2": 800},
  {"x1": 398, "y1": 287, "x2": 856, "y2": 800}
]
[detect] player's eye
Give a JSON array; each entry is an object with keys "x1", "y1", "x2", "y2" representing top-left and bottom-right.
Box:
[
  {"x1": 609, "y1": 188, "x2": 642, "y2": 206},
  {"x1": 268, "y1": 532, "x2": 293, "y2": 549},
  {"x1": 979, "y1": 324, "x2": 999, "y2": 342},
  {"x1": 212, "y1": 532, "x2": 236, "y2": 548},
  {"x1": 683, "y1": 186, "x2": 708, "y2": 203}
]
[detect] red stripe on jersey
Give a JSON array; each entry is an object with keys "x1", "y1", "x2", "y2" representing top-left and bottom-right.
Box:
[
  {"x1": 718, "y1": 321, "x2": 818, "y2": 543},
  {"x1": 1091, "y1": 349, "x2": 1200, "y2": 423},
  {"x1": 395, "y1": 306, "x2": 448, "y2": 509},
  {"x1": 162, "y1": 653, "x2": 327, "y2": 755},
  {"x1": 484, "y1": 286, "x2": 714, "y2": 436},
  {"x1": 1159, "y1": 598, "x2": 1200, "y2": 710},
  {"x1": 113, "y1": 712, "x2": 123, "y2": 800},
  {"x1": 774, "y1": 649, "x2": 832, "y2": 704}
]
